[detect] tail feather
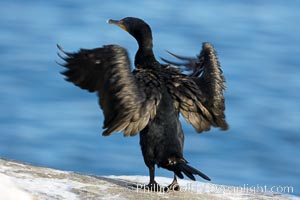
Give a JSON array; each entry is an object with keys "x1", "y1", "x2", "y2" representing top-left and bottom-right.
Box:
[
  {"x1": 179, "y1": 163, "x2": 196, "y2": 180},
  {"x1": 173, "y1": 167, "x2": 184, "y2": 179},
  {"x1": 178, "y1": 162, "x2": 211, "y2": 181},
  {"x1": 166, "y1": 157, "x2": 211, "y2": 181}
]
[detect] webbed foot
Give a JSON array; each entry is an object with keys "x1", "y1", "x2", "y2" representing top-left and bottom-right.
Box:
[
  {"x1": 143, "y1": 181, "x2": 164, "y2": 192},
  {"x1": 167, "y1": 175, "x2": 180, "y2": 191}
]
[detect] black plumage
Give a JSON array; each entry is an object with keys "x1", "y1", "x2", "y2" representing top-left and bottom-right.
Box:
[{"x1": 57, "y1": 17, "x2": 228, "y2": 191}]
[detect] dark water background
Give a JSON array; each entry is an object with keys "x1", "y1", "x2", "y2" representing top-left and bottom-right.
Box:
[{"x1": 1, "y1": 0, "x2": 299, "y2": 195}]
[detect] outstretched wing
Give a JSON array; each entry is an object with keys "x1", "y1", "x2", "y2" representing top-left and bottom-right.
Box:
[
  {"x1": 57, "y1": 44, "x2": 161, "y2": 136},
  {"x1": 163, "y1": 42, "x2": 228, "y2": 133}
]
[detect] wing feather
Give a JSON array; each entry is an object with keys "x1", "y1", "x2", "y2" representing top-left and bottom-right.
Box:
[
  {"x1": 163, "y1": 42, "x2": 228, "y2": 133},
  {"x1": 58, "y1": 44, "x2": 161, "y2": 136}
]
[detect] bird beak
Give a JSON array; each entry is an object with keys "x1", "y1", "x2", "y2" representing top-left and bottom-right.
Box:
[{"x1": 107, "y1": 19, "x2": 128, "y2": 32}]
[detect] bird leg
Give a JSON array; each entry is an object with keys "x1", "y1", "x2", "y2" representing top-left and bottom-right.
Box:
[
  {"x1": 168, "y1": 174, "x2": 180, "y2": 191},
  {"x1": 144, "y1": 166, "x2": 163, "y2": 192}
]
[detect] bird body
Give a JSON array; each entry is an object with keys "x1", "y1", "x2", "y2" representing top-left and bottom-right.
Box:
[
  {"x1": 58, "y1": 17, "x2": 228, "y2": 191},
  {"x1": 140, "y1": 86, "x2": 184, "y2": 167}
]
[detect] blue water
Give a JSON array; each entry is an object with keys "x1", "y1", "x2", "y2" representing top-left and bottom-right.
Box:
[{"x1": 1, "y1": 0, "x2": 299, "y2": 195}]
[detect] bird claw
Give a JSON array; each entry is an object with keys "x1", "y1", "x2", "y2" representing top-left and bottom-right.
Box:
[
  {"x1": 167, "y1": 183, "x2": 180, "y2": 191},
  {"x1": 142, "y1": 181, "x2": 165, "y2": 192}
]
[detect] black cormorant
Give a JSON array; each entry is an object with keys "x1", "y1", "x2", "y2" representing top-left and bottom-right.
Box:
[{"x1": 57, "y1": 17, "x2": 228, "y2": 191}]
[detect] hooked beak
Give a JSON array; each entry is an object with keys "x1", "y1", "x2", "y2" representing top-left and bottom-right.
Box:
[{"x1": 107, "y1": 19, "x2": 128, "y2": 32}]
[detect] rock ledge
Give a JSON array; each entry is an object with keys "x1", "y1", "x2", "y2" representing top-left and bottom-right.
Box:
[{"x1": 0, "y1": 158, "x2": 298, "y2": 200}]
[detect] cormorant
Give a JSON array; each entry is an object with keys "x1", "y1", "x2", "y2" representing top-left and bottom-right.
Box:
[{"x1": 57, "y1": 17, "x2": 228, "y2": 191}]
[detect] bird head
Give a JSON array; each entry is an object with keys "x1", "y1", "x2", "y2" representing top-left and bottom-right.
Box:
[{"x1": 108, "y1": 17, "x2": 153, "y2": 49}]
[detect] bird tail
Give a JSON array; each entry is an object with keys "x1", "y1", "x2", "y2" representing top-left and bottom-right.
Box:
[{"x1": 167, "y1": 157, "x2": 211, "y2": 181}]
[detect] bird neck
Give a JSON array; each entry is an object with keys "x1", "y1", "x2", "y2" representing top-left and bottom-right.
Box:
[
  {"x1": 135, "y1": 43, "x2": 159, "y2": 68},
  {"x1": 133, "y1": 28, "x2": 160, "y2": 68}
]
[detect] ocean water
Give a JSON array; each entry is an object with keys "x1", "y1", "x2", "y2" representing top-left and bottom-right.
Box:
[{"x1": 1, "y1": 0, "x2": 299, "y2": 195}]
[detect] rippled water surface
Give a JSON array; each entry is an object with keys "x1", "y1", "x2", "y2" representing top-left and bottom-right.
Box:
[{"x1": 1, "y1": 0, "x2": 299, "y2": 195}]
